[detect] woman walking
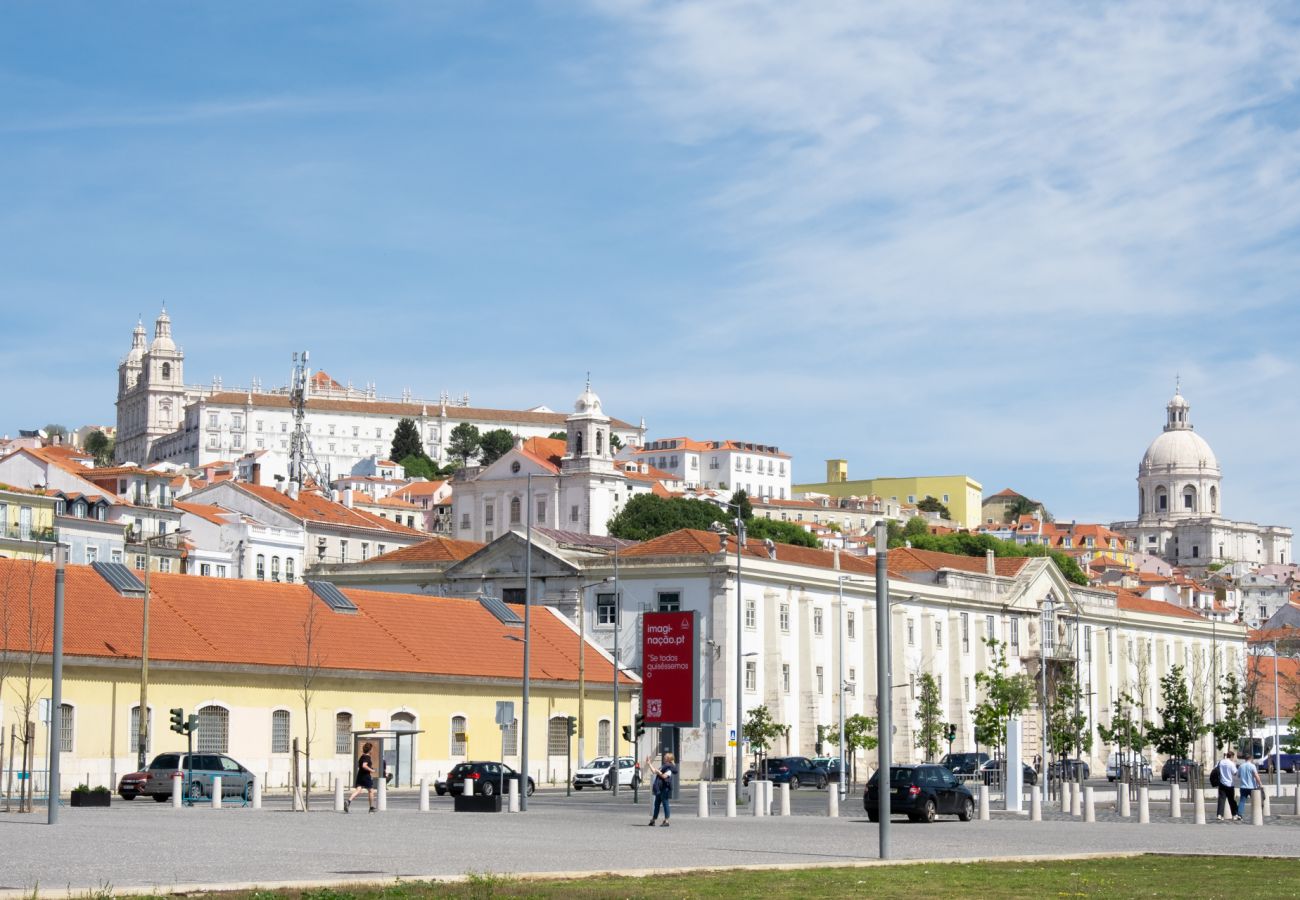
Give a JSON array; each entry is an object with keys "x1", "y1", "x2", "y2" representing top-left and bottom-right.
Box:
[
  {"x1": 346, "y1": 742, "x2": 377, "y2": 813},
  {"x1": 646, "y1": 752, "x2": 677, "y2": 827}
]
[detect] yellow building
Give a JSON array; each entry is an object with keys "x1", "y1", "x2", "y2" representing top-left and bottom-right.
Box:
[
  {"x1": 794, "y1": 461, "x2": 983, "y2": 529},
  {"x1": 0, "y1": 559, "x2": 632, "y2": 794},
  {"x1": 0, "y1": 484, "x2": 58, "y2": 560}
]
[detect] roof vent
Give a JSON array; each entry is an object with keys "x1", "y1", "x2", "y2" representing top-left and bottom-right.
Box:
[
  {"x1": 91, "y1": 561, "x2": 147, "y2": 597},
  {"x1": 306, "y1": 579, "x2": 358, "y2": 613},
  {"x1": 477, "y1": 593, "x2": 523, "y2": 626}
]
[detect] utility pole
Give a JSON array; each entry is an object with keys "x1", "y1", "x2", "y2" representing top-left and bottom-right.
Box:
[{"x1": 874, "y1": 521, "x2": 891, "y2": 859}]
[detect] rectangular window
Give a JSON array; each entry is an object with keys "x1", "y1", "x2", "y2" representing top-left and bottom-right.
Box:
[
  {"x1": 745, "y1": 598, "x2": 756, "y2": 629},
  {"x1": 285, "y1": 558, "x2": 294, "y2": 583},
  {"x1": 935, "y1": 620, "x2": 943, "y2": 648},
  {"x1": 361, "y1": 542, "x2": 369, "y2": 561},
  {"x1": 964, "y1": 677, "x2": 971, "y2": 702},
  {"x1": 779, "y1": 603, "x2": 790, "y2": 632},
  {"x1": 484, "y1": 504, "x2": 494, "y2": 525},
  {"x1": 848, "y1": 667, "x2": 856, "y2": 685},
  {"x1": 1010, "y1": 615, "x2": 1020, "y2": 651},
  {"x1": 961, "y1": 613, "x2": 970, "y2": 653},
  {"x1": 1107, "y1": 629, "x2": 1114, "y2": 663},
  {"x1": 745, "y1": 660, "x2": 757, "y2": 691},
  {"x1": 158, "y1": 557, "x2": 171, "y2": 573},
  {"x1": 461, "y1": 513, "x2": 471, "y2": 530},
  {"x1": 782, "y1": 664, "x2": 790, "y2": 694},
  {"x1": 596, "y1": 592, "x2": 617, "y2": 626},
  {"x1": 657, "y1": 591, "x2": 680, "y2": 613},
  {"x1": 816, "y1": 666, "x2": 824, "y2": 694},
  {"x1": 59, "y1": 704, "x2": 73, "y2": 753},
  {"x1": 813, "y1": 607, "x2": 824, "y2": 635},
  {"x1": 336, "y1": 713, "x2": 352, "y2": 754},
  {"x1": 570, "y1": 504, "x2": 580, "y2": 523},
  {"x1": 200, "y1": 563, "x2": 210, "y2": 576},
  {"x1": 1085, "y1": 625, "x2": 1093, "y2": 662},
  {"x1": 847, "y1": 610, "x2": 855, "y2": 640},
  {"x1": 86, "y1": 545, "x2": 98, "y2": 564},
  {"x1": 129, "y1": 706, "x2": 152, "y2": 754},
  {"x1": 339, "y1": 540, "x2": 348, "y2": 563},
  {"x1": 986, "y1": 615, "x2": 995, "y2": 640},
  {"x1": 135, "y1": 554, "x2": 146, "y2": 570},
  {"x1": 215, "y1": 564, "x2": 226, "y2": 577},
  {"x1": 907, "y1": 618, "x2": 915, "y2": 646},
  {"x1": 536, "y1": 500, "x2": 547, "y2": 522},
  {"x1": 271, "y1": 710, "x2": 290, "y2": 753},
  {"x1": 502, "y1": 718, "x2": 518, "y2": 756}
]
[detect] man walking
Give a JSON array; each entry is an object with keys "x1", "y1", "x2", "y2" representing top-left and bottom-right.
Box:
[
  {"x1": 1215, "y1": 750, "x2": 1239, "y2": 822},
  {"x1": 1238, "y1": 752, "x2": 1260, "y2": 817}
]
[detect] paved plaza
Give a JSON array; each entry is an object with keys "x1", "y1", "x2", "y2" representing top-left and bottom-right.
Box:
[{"x1": 2, "y1": 786, "x2": 1298, "y2": 897}]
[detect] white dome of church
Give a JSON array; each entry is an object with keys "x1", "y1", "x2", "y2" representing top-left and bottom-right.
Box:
[
  {"x1": 573, "y1": 380, "x2": 604, "y2": 416},
  {"x1": 1139, "y1": 387, "x2": 1219, "y2": 473},
  {"x1": 149, "y1": 308, "x2": 176, "y2": 352}
]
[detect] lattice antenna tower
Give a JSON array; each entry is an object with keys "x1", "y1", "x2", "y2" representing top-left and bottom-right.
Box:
[{"x1": 288, "y1": 351, "x2": 331, "y2": 499}]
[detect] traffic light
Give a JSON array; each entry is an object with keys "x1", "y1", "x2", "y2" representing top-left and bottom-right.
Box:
[
  {"x1": 634, "y1": 714, "x2": 645, "y2": 739},
  {"x1": 621, "y1": 724, "x2": 632, "y2": 743},
  {"x1": 169, "y1": 708, "x2": 185, "y2": 734},
  {"x1": 946, "y1": 724, "x2": 957, "y2": 743},
  {"x1": 186, "y1": 714, "x2": 198, "y2": 735},
  {"x1": 566, "y1": 716, "x2": 576, "y2": 737}
]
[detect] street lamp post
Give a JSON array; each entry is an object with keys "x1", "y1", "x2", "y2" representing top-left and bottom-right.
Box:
[
  {"x1": 1272, "y1": 643, "x2": 1282, "y2": 798},
  {"x1": 611, "y1": 549, "x2": 622, "y2": 797},
  {"x1": 734, "y1": 515, "x2": 745, "y2": 803},
  {"x1": 138, "y1": 528, "x2": 189, "y2": 770},
  {"x1": 47, "y1": 543, "x2": 66, "y2": 825},
  {"x1": 1040, "y1": 594, "x2": 1057, "y2": 804},
  {"x1": 874, "y1": 520, "x2": 891, "y2": 860},
  {"x1": 837, "y1": 574, "x2": 864, "y2": 800}
]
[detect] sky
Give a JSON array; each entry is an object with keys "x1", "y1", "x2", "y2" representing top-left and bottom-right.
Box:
[{"x1": 2, "y1": 1, "x2": 1299, "y2": 534}]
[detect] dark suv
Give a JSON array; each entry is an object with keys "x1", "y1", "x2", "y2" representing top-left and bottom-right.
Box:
[
  {"x1": 865, "y1": 764, "x2": 975, "y2": 823},
  {"x1": 435, "y1": 761, "x2": 535, "y2": 797},
  {"x1": 742, "y1": 756, "x2": 828, "y2": 789},
  {"x1": 938, "y1": 752, "x2": 989, "y2": 776}
]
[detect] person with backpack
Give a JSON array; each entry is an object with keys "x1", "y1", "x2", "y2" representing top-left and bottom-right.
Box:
[
  {"x1": 646, "y1": 752, "x2": 677, "y2": 827},
  {"x1": 1214, "y1": 749, "x2": 1240, "y2": 821}
]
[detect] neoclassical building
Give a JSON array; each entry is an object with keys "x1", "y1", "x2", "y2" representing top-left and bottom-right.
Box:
[{"x1": 1111, "y1": 387, "x2": 1291, "y2": 571}]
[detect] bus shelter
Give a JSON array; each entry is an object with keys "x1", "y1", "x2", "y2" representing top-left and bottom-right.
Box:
[{"x1": 351, "y1": 728, "x2": 425, "y2": 788}]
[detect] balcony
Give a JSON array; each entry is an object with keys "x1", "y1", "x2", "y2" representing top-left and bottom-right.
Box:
[{"x1": 1, "y1": 524, "x2": 57, "y2": 543}]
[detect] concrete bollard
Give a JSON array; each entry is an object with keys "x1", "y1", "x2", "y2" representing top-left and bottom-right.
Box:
[
  {"x1": 252, "y1": 775, "x2": 262, "y2": 810},
  {"x1": 1170, "y1": 785, "x2": 1181, "y2": 819},
  {"x1": 1030, "y1": 789, "x2": 1041, "y2": 822},
  {"x1": 1119, "y1": 784, "x2": 1131, "y2": 818},
  {"x1": 726, "y1": 782, "x2": 737, "y2": 818},
  {"x1": 172, "y1": 772, "x2": 183, "y2": 808},
  {"x1": 751, "y1": 781, "x2": 763, "y2": 816},
  {"x1": 1194, "y1": 788, "x2": 1206, "y2": 825},
  {"x1": 419, "y1": 777, "x2": 430, "y2": 812},
  {"x1": 764, "y1": 781, "x2": 773, "y2": 816},
  {"x1": 698, "y1": 782, "x2": 710, "y2": 818},
  {"x1": 780, "y1": 783, "x2": 791, "y2": 817},
  {"x1": 212, "y1": 776, "x2": 223, "y2": 810},
  {"x1": 377, "y1": 777, "x2": 387, "y2": 812},
  {"x1": 292, "y1": 783, "x2": 304, "y2": 812},
  {"x1": 335, "y1": 780, "x2": 345, "y2": 812},
  {"x1": 1262, "y1": 792, "x2": 1271, "y2": 818},
  {"x1": 1071, "y1": 782, "x2": 1082, "y2": 817},
  {"x1": 508, "y1": 777, "x2": 519, "y2": 813},
  {"x1": 826, "y1": 784, "x2": 837, "y2": 818},
  {"x1": 978, "y1": 784, "x2": 990, "y2": 821},
  {"x1": 1084, "y1": 786, "x2": 1095, "y2": 823},
  {"x1": 1138, "y1": 785, "x2": 1149, "y2": 824},
  {"x1": 1253, "y1": 791, "x2": 1264, "y2": 826},
  {"x1": 1060, "y1": 783, "x2": 1071, "y2": 814},
  {"x1": 463, "y1": 778, "x2": 474, "y2": 797}
]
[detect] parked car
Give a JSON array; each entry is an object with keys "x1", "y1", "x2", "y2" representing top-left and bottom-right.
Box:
[
  {"x1": 742, "y1": 756, "x2": 828, "y2": 789},
  {"x1": 117, "y1": 770, "x2": 149, "y2": 800},
  {"x1": 435, "y1": 761, "x2": 535, "y2": 797},
  {"x1": 1047, "y1": 758, "x2": 1091, "y2": 781},
  {"x1": 1106, "y1": 752, "x2": 1153, "y2": 782},
  {"x1": 140, "y1": 752, "x2": 255, "y2": 802},
  {"x1": 865, "y1": 764, "x2": 975, "y2": 823},
  {"x1": 572, "y1": 756, "x2": 639, "y2": 790},
  {"x1": 811, "y1": 756, "x2": 846, "y2": 783},
  {"x1": 978, "y1": 758, "x2": 1038, "y2": 787},
  {"x1": 938, "y1": 752, "x2": 990, "y2": 776},
  {"x1": 1160, "y1": 757, "x2": 1196, "y2": 782}
]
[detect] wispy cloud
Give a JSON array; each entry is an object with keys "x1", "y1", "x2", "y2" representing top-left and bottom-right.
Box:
[{"x1": 0, "y1": 94, "x2": 356, "y2": 134}]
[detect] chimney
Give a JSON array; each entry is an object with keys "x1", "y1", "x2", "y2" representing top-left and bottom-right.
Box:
[
  {"x1": 766, "y1": 538, "x2": 777, "y2": 560},
  {"x1": 341, "y1": 489, "x2": 354, "y2": 509},
  {"x1": 832, "y1": 546, "x2": 840, "y2": 570},
  {"x1": 288, "y1": 481, "x2": 300, "y2": 500},
  {"x1": 985, "y1": 549, "x2": 995, "y2": 576}
]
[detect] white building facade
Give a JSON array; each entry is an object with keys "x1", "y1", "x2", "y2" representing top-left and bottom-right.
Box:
[{"x1": 625, "y1": 437, "x2": 792, "y2": 498}]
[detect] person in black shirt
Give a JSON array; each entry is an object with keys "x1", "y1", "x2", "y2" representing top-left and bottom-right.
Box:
[
  {"x1": 646, "y1": 752, "x2": 677, "y2": 826},
  {"x1": 346, "y1": 742, "x2": 377, "y2": 813}
]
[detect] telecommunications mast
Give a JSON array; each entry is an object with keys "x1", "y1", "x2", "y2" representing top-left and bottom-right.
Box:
[{"x1": 288, "y1": 351, "x2": 331, "y2": 499}]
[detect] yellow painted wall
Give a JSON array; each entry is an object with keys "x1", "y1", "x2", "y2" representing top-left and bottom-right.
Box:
[
  {"x1": 794, "y1": 473, "x2": 984, "y2": 529},
  {"x1": 0, "y1": 662, "x2": 627, "y2": 792},
  {"x1": 0, "y1": 488, "x2": 58, "y2": 560}
]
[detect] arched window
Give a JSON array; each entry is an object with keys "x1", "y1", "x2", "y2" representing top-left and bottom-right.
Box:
[
  {"x1": 161, "y1": 362, "x2": 171, "y2": 380},
  {"x1": 58, "y1": 703, "x2": 74, "y2": 753},
  {"x1": 271, "y1": 556, "x2": 281, "y2": 582},
  {"x1": 596, "y1": 430, "x2": 603, "y2": 455},
  {"x1": 547, "y1": 716, "x2": 569, "y2": 756},
  {"x1": 598, "y1": 719, "x2": 611, "y2": 756},
  {"x1": 256, "y1": 554, "x2": 266, "y2": 580},
  {"x1": 1155, "y1": 486, "x2": 1168, "y2": 512},
  {"x1": 271, "y1": 709, "x2": 291, "y2": 753},
  {"x1": 1139, "y1": 488, "x2": 1146, "y2": 515},
  {"x1": 1210, "y1": 486, "x2": 1218, "y2": 514},
  {"x1": 510, "y1": 497, "x2": 521, "y2": 524},
  {"x1": 450, "y1": 715, "x2": 467, "y2": 756},
  {"x1": 335, "y1": 712, "x2": 353, "y2": 754},
  {"x1": 1182, "y1": 485, "x2": 1197, "y2": 512},
  {"x1": 574, "y1": 432, "x2": 583, "y2": 455},
  {"x1": 196, "y1": 705, "x2": 229, "y2": 753},
  {"x1": 285, "y1": 557, "x2": 295, "y2": 583},
  {"x1": 129, "y1": 705, "x2": 152, "y2": 755}
]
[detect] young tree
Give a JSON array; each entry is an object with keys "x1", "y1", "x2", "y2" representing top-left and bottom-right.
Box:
[
  {"x1": 1099, "y1": 690, "x2": 1150, "y2": 773},
  {"x1": 42, "y1": 423, "x2": 68, "y2": 441},
  {"x1": 1045, "y1": 672, "x2": 1091, "y2": 760},
  {"x1": 389, "y1": 417, "x2": 424, "y2": 463},
  {"x1": 447, "y1": 422, "x2": 481, "y2": 466},
  {"x1": 1146, "y1": 664, "x2": 1205, "y2": 761},
  {"x1": 840, "y1": 713, "x2": 879, "y2": 788},
  {"x1": 742, "y1": 705, "x2": 789, "y2": 773},
  {"x1": 1212, "y1": 671, "x2": 1248, "y2": 753},
  {"x1": 902, "y1": 516, "x2": 930, "y2": 541},
  {"x1": 972, "y1": 638, "x2": 1034, "y2": 759},
  {"x1": 83, "y1": 429, "x2": 114, "y2": 466},
  {"x1": 293, "y1": 596, "x2": 327, "y2": 811},
  {"x1": 745, "y1": 517, "x2": 819, "y2": 548},
  {"x1": 11, "y1": 558, "x2": 48, "y2": 812},
  {"x1": 913, "y1": 672, "x2": 945, "y2": 762},
  {"x1": 0, "y1": 560, "x2": 14, "y2": 810},
  {"x1": 477, "y1": 428, "x2": 515, "y2": 467},
  {"x1": 610, "y1": 434, "x2": 623, "y2": 452},
  {"x1": 728, "y1": 489, "x2": 753, "y2": 523}
]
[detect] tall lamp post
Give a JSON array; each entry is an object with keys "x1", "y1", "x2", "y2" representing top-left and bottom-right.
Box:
[
  {"x1": 712, "y1": 504, "x2": 748, "y2": 804},
  {"x1": 1039, "y1": 593, "x2": 1057, "y2": 804},
  {"x1": 1272, "y1": 642, "x2": 1282, "y2": 798},
  {"x1": 837, "y1": 574, "x2": 865, "y2": 800},
  {"x1": 873, "y1": 521, "x2": 891, "y2": 859},
  {"x1": 47, "y1": 543, "x2": 67, "y2": 825},
  {"x1": 138, "y1": 528, "x2": 189, "y2": 770}
]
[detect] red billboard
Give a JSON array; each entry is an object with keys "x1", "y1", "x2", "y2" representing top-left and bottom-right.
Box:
[{"x1": 641, "y1": 611, "x2": 698, "y2": 727}]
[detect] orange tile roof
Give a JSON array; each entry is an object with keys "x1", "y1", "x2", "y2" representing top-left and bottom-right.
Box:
[
  {"x1": 374, "y1": 495, "x2": 421, "y2": 510},
  {"x1": 1248, "y1": 653, "x2": 1300, "y2": 718},
  {"x1": 0, "y1": 558, "x2": 629, "y2": 686},
  {"x1": 360, "y1": 536, "x2": 486, "y2": 565},
  {"x1": 173, "y1": 501, "x2": 236, "y2": 526},
  {"x1": 520, "y1": 436, "x2": 566, "y2": 472},
  {"x1": 82, "y1": 466, "x2": 173, "y2": 480},
  {"x1": 394, "y1": 480, "x2": 447, "y2": 498},
  {"x1": 620, "y1": 528, "x2": 877, "y2": 574},
  {"x1": 1108, "y1": 587, "x2": 1206, "y2": 621},
  {"x1": 231, "y1": 483, "x2": 425, "y2": 536},
  {"x1": 887, "y1": 547, "x2": 1030, "y2": 578}
]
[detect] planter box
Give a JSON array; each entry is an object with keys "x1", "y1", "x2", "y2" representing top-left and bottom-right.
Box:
[
  {"x1": 453, "y1": 794, "x2": 502, "y2": 813},
  {"x1": 70, "y1": 792, "x2": 111, "y2": 807}
]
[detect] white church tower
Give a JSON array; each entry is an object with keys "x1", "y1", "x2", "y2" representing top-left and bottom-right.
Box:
[{"x1": 115, "y1": 308, "x2": 188, "y2": 464}]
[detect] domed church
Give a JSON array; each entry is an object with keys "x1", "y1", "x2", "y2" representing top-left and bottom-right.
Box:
[{"x1": 1111, "y1": 384, "x2": 1291, "y2": 570}]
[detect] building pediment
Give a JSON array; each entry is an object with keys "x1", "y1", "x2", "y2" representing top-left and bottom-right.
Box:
[{"x1": 443, "y1": 530, "x2": 581, "y2": 581}]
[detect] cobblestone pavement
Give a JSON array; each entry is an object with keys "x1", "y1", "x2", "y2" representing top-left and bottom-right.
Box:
[{"x1": 2, "y1": 787, "x2": 1297, "y2": 897}]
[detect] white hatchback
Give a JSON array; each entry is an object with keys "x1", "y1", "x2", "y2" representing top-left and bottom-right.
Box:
[
  {"x1": 1106, "y1": 752, "x2": 1153, "y2": 782},
  {"x1": 572, "y1": 755, "x2": 639, "y2": 790}
]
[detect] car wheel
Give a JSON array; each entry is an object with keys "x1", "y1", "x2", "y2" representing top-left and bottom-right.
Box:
[
  {"x1": 603, "y1": 776, "x2": 612, "y2": 791},
  {"x1": 243, "y1": 782, "x2": 253, "y2": 802},
  {"x1": 527, "y1": 780, "x2": 535, "y2": 797},
  {"x1": 188, "y1": 781, "x2": 203, "y2": 800},
  {"x1": 152, "y1": 793, "x2": 169, "y2": 803},
  {"x1": 435, "y1": 786, "x2": 446, "y2": 796},
  {"x1": 790, "y1": 775, "x2": 801, "y2": 790},
  {"x1": 120, "y1": 793, "x2": 136, "y2": 801},
  {"x1": 816, "y1": 776, "x2": 827, "y2": 790},
  {"x1": 922, "y1": 799, "x2": 937, "y2": 823},
  {"x1": 867, "y1": 810, "x2": 879, "y2": 823},
  {"x1": 575, "y1": 784, "x2": 583, "y2": 791},
  {"x1": 958, "y1": 797, "x2": 974, "y2": 822},
  {"x1": 482, "y1": 781, "x2": 496, "y2": 797}
]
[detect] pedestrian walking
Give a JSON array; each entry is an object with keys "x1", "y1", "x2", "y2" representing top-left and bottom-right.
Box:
[
  {"x1": 1214, "y1": 749, "x2": 1239, "y2": 821},
  {"x1": 346, "y1": 742, "x2": 377, "y2": 813},
  {"x1": 1238, "y1": 752, "x2": 1260, "y2": 815},
  {"x1": 646, "y1": 751, "x2": 677, "y2": 827}
]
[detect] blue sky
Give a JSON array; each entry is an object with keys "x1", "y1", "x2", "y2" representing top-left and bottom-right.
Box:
[{"x1": 3, "y1": 1, "x2": 1299, "y2": 534}]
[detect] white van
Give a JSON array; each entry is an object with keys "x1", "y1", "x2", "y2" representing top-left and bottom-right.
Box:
[{"x1": 1105, "y1": 752, "x2": 1152, "y2": 782}]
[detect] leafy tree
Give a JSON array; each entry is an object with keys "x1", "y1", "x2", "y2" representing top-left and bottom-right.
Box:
[
  {"x1": 889, "y1": 531, "x2": 1089, "y2": 586},
  {"x1": 972, "y1": 638, "x2": 1034, "y2": 758},
  {"x1": 477, "y1": 428, "x2": 515, "y2": 466},
  {"x1": 1046, "y1": 671, "x2": 1091, "y2": 760},
  {"x1": 548, "y1": 431, "x2": 567, "y2": 441},
  {"x1": 1099, "y1": 691, "x2": 1150, "y2": 765},
  {"x1": 885, "y1": 519, "x2": 906, "y2": 547},
  {"x1": 1212, "y1": 671, "x2": 1248, "y2": 752},
  {"x1": 1004, "y1": 495, "x2": 1042, "y2": 522},
  {"x1": 745, "y1": 517, "x2": 819, "y2": 548},
  {"x1": 914, "y1": 673, "x2": 945, "y2": 762},
  {"x1": 743, "y1": 705, "x2": 789, "y2": 772},
  {"x1": 1146, "y1": 664, "x2": 1205, "y2": 760},
  {"x1": 729, "y1": 489, "x2": 753, "y2": 522},
  {"x1": 1285, "y1": 709, "x2": 1300, "y2": 753},
  {"x1": 447, "y1": 422, "x2": 481, "y2": 466},
  {"x1": 389, "y1": 417, "x2": 423, "y2": 463},
  {"x1": 902, "y1": 516, "x2": 929, "y2": 541},
  {"x1": 840, "y1": 713, "x2": 879, "y2": 788},
  {"x1": 607, "y1": 494, "x2": 726, "y2": 541},
  {"x1": 610, "y1": 434, "x2": 623, "y2": 451},
  {"x1": 42, "y1": 423, "x2": 68, "y2": 440},
  {"x1": 916, "y1": 496, "x2": 951, "y2": 519},
  {"x1": 398, "y1": 454, "x2": 452, "y2": 481},
  {"x1": 83, "y1": 430, "x2": 114, "y2": 466}
]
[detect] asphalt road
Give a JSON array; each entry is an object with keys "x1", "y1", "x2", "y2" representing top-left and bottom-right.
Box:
[{"x1": 2, "y1": 784, "x2": 1298, "y2": 897}]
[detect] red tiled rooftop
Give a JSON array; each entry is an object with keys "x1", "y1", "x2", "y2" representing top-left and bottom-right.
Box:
[{"x1": 360, "y1": 536, "x2": 485, "y2": 565}]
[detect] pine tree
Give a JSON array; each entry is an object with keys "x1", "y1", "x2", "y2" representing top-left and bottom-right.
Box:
[
  {"x1": 390, "y1": 417, "x2": 423, "y2": 463},
  {"x1": 447, "y1": 422, "x2": 481, "y2": 465}
]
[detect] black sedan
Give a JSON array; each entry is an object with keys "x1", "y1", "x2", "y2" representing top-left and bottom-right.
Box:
[
  {"x1": 865, "y1": 764, "x2": 975, "y2": 823},
  {"x1": 979, "y1": 758, "x2": 1039, "y2": 786},
  {"x1": 435, "y1": 761, "x2": 534, "y2": 797},
  {"x1": 1047, "y1": 758, "x2": 1091, "y2": 781},
  {"x1": 1161, "y1": 758, "x2": 1196, "y2": 782}
]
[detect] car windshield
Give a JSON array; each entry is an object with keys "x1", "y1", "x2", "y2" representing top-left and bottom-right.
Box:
[
  {"x1": 890, "y1": 767, "x2": 916, "y2": 784},
  {"x1": 449, "y1": 764, "x2": 473, "y2": 777},
  {"x1": 586, "y1": 758, "x2": 612, "y2": 769},
  {"x1": 149, "y1": 754, "x2": 180, "y2": 770}
]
